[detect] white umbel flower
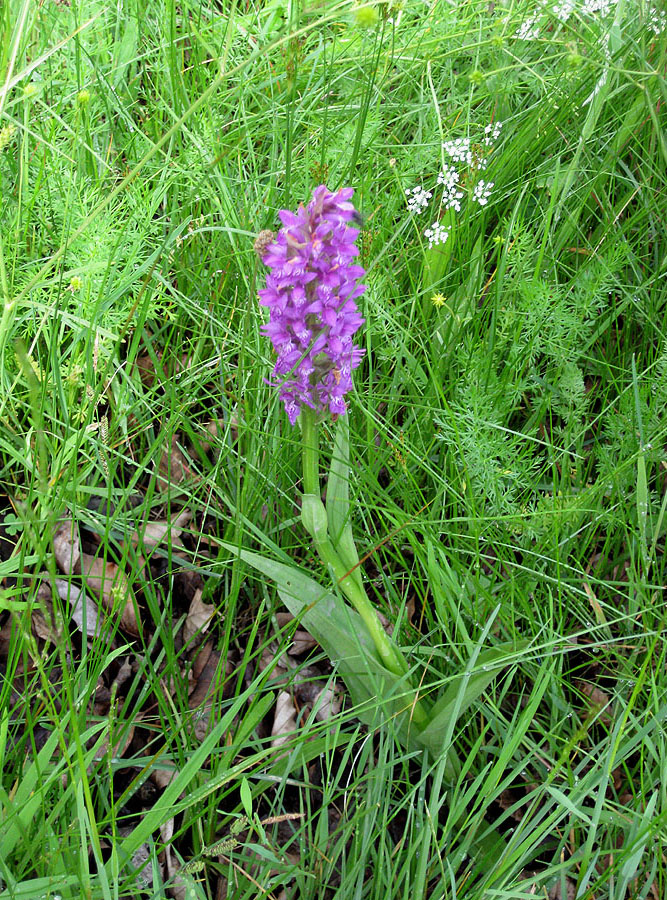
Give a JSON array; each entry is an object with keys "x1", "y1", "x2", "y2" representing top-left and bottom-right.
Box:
[
  {"x1": 483, "y1": 121, "x2": 503, "y2": 146},
  {"x1": 582, "y1": 0, "x2": 615, "y2": 14},
  {"x1": 443, "y1": 137, "x2": 473, "y2": 166},
  {"x1": 405, "y1": 185, "x2": 432, "y2": 214},
  {"x1": 472, "y1": 180, "x2": 494, "y2": 206},
  {"x1": 515, "y1": 16, "x2": 539, "y2": 39},
  {"x1": 648, "y1": 6, "x2": 666, "y2": 34},
  {"x1": 552, "y1": 0, "x2": 576, "y2": 21},
  {"x1": 424, "y1": 222, "x2": 449, "y2": 249},
  {"x1": 437, "y1": 165, "x2": 465, "y2": 211}
]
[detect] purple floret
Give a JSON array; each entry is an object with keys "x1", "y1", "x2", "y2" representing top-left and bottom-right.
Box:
[{"x1": 258, "y1": 186, "x2": 366, "y2": 424}]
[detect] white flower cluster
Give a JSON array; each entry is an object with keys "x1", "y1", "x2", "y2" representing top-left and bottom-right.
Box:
[
  {"x1": 437, "y1": 165, "x2": 464, "y2": 211},
  {"x1": 442, "y1": 137, "x2": 474, "y2": 166},
  {"x1": 472, "y1": 180, "x2": 494, "y2": 206},
  {"x1": 424, "y1": 222, "x2": 450, "y2": 249},
  {"x1": 552, "y1": 0, "x2": 576, "y2": 21},
  {"x1": 581, "y1": 0, "x2": 615, "y2": 15},
  {"x1": 515, "y1": 16, "x2": 539, "y2": 40},
  {"x1": 522, "y1": 0, "x2": 623, "y2": 34},
  {"x1": 405, "y1": 185, "x2": 432, "y2": 214},
  {"x1": 405, "y1": 121, "x2": 502, "y2": 246},
  {"x1": 648, "y1": 6, "x2": 666, "y2": 34},
  {"x1": 483, "y1": 121, "x2": 503, "y2": 147}
]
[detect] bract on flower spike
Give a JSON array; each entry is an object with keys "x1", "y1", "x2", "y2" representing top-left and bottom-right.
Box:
[{"x1": 258, "y1": 186, "x2": 366, "y2": 424}]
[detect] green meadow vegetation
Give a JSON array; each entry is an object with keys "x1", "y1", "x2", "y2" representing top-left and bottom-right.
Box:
[{"x1": 1, "y1": 0, "x2": 666, "y2": 897}]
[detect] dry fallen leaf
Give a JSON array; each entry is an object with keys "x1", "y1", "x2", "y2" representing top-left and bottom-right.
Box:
[
  {"x1": 312, "y1": 684, "x2": 342, "y2": 722},
  {"x1": 53, "y1": 519, "x2": 139, "y2": 635},
  {"x1": 53, "y1": 578, "x2": 101, "y2": 639},
  {"x1": 78, "y1": 553, "x2": 140, "y2": 636},
  {"x1": 0, "y1": 619, "x2": 11, "y2": 659},
  {"x1": 53, "y1": 519, "x2": 80, "y2": 573},
  {"x1": 158, "y1": 436, "x2": 192, "y2": 488},
  {"x1": 134, "y1": 352, "x2": 162, "y2": 388},
  {"x1": 259, "y1": 641, "x2": 290, "y2": 687},
  {"x1": 150, "y1": 759, "x2": 179, "y2": 790},
  {"x1": 548, "y1": 877, "x2": 577, "y2": 900},
  {"x1": 183, "y1": 588, "x2": 215, "y2": 646},
  {"x1": 271, "y1": 690, "x2": 298, "y2": 748},
  {"x1": 129, "y1": 510, "x2": 191, "y2": 551},
  {"x1": 577, "y1": 680, "x2": 612, "y2": 724},
  {"x1": 90, "y1": 719, "x2": 136, "y2": 766},
  {"x1": 118, "y1": 827, "x2": 153, "y2": 889},
  {"x1": 32, "y1": 606, "x2": 60, "y2": 645},
  {"x1": 188, "y1": 645, "x2": 233, "y2": 742},
  {"x1": 275, "y1": 612, "x2": 317, "y2": 656}
]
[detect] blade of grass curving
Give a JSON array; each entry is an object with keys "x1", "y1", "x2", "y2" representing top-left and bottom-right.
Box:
[
  {"x1": 417, "y1": 639, "x2": 530, "y2": 757},
  {"x1": 110, "y1": 667, "x2": 272, "y2": 873}
]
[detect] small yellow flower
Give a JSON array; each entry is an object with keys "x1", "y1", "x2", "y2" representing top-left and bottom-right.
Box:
[
  {"x1": 431, "y1": 293, "x2": 447, "y2": 308},
  {"x1": 76, "y1": 89, "x2": 91, "y2": 107},
  {"x1": 69, "y1": 275, "x2": 83, "y2": 291}
]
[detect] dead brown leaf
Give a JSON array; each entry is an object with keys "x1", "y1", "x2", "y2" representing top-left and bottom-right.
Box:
[
  {"x1": 78, "y1": 553, "x2": 140, "y2": 636},
  {"x1": 188, "y1": 644, "x2": 231, "y2": 707},
  {"x1": 91, "y1": 719, "x2": 136, "y2": 765},
  {"x1": 259, "y1": 641, "x2": 290, "y2": 686},
  {"x1": 192, "y1": 418, "x2": 224, "y2": 458},
  {"x1": 271, "y1": 690, "x2": 297, "y2": 748},
  {"x1": 577, "y1": 681, "x2": 612, "y2": 724},
  {"x1": 151, "y1": 766, "x2": 179, "y2": 790},
  {"x1": 53, "y1": 519, "x2": 139, "y2": 635},
  {"x1": 275, "y1": 612, "x2": 317, "y2": 656},
  {"x1": 134, "y1": 352, "x2": 162, "y2": 388},
  {"x1": 190, "y1": 639, "x2": 213, "y2": 682},
  {"x1": 161, "y1": 817, "x2": 191, "y2": 900},
  {"x1": 312, "y1": 684, "x2": 342, "y2": 722},
  {"x1": 158, "y1": 436, "x2": 192, "y2": 487},
  {"x1": 129, "y1": 510, "x2": 191, "y2": 551},
  {"x1": 187, "y1": 644, "x2": 233, "y2": 742},
  {"x1": 0, "y1": 618, "x2": 11, "y2": 659},
  {"x1": 377, "y1": 608, "x2": 395, "y2": 638},
  {"x1": 118, "y1": 827, "x2": 153, "y2": 889},
  {"x1": 548, "y1": 877, "x2": 577, "y2": 900},
  {"x1": 32, "y1": 608, "x2": 60, "y2": 644},
  {"x1": 53, "y1": 578, "x2": 101, "y2": 639},
  {"x1": 53, "y1": 519, "x2": 80, "y2": 572},
  {"x1": 183, "y1": 588, "x2": 215, "y2": 646}
]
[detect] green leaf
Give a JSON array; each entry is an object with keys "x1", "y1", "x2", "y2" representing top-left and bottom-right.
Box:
[
  {"x1": 415, "y1": 640, "x2": 529, "y2": 758},
  {"x1": 617, "y1": 790, "x2": 658, "y2": 893},
  {"x1": 0, "y1": 875, "x2": 82, "y2": 900},
  {"x1": 325, "y1": 417, "x2": 363, "y2": 592},
  {"x1": 228, "y1": 545, "x2": 424, "y2": 748},
  {"x1": 110, "y1": 672, "x2": 272, "y2": 873},
  {"x1": 301, "y1": 493, "x2": 329, "y2": 543},
  {"x1": 240, "y1": 777, "x2": 253, "y2": 819}
]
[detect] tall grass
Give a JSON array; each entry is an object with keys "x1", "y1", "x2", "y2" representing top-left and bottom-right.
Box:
[{"x1": 1, "y1": 0, "x2": 666, "y2": 897}]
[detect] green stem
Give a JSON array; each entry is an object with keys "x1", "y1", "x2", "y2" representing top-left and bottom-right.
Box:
[
  {"x1": 300, "y1": 408, "x2": 429, "y2": 730},
  {"x1": 301, "y1": 406, "x2": 320, "y2": 497}
]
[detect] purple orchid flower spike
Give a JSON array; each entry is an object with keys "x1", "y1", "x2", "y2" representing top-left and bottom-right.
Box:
[{"x1": 256, "y1": 186, "x2": 366, "y2": 424}]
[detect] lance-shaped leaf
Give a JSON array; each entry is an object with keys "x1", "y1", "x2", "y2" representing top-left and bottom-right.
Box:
[
  {"x1": 226, "y1": 545, "x2": 425, "y2": 749},
  {"x1": 415, "y1": 640, "x2": 529, "y2": 759}
]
